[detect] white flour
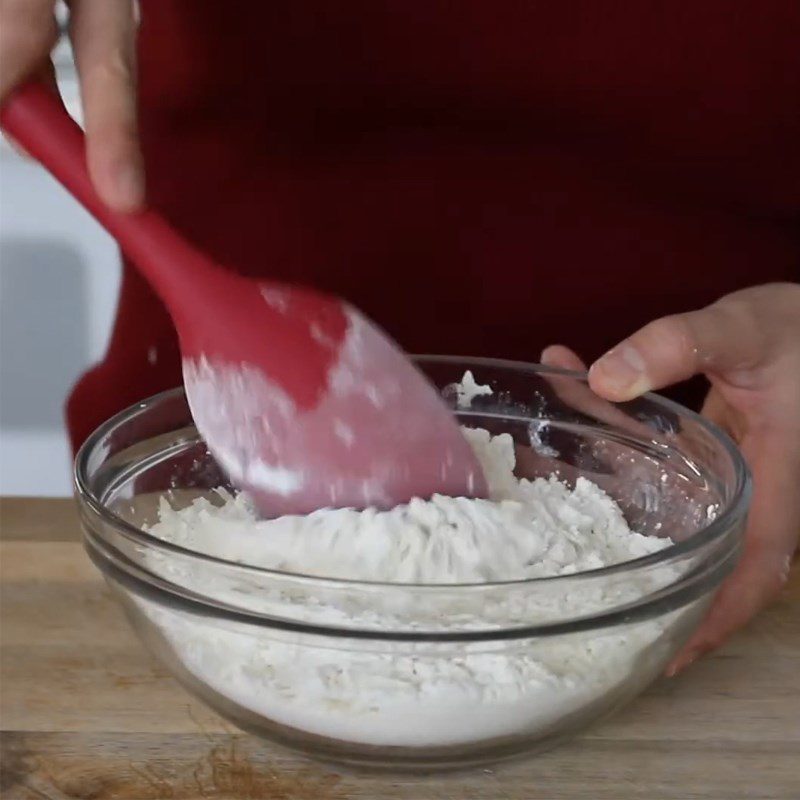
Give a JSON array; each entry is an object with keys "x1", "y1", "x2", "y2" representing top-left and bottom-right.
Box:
[
  {"x1": 139, "y1": 424, "x2": 681, "y2": 749},
  {"x1": 150, "y1": 428, "x2": 667, "y2": 583}
]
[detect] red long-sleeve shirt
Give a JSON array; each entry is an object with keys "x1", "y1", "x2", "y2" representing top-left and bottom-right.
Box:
[{"x1": 66, "y1": 1, "x2": 800, "y2": 450}]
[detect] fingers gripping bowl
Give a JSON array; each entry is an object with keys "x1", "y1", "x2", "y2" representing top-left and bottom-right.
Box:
[{"x1": 75, "y1": 358, "x2": 750, "y2": 768}]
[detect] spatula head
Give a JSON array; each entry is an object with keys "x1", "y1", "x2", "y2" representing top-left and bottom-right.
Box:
[{"x1": 181, "y1": 282, "x2": 487, "y2": 517}]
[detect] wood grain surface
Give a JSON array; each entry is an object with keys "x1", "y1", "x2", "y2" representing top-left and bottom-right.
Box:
[{"x1": 1, "y1": 497, "x2": 798, "y2": 800}]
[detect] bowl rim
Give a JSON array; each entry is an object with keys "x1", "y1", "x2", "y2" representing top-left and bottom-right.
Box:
[{"x1": 74, "y1": 355, "x2": 751, "y2": 590}]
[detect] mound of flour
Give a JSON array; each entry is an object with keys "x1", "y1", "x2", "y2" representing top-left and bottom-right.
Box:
[
  {"x1": 138, "y1": 425, "x2": 683, "y2": 750},
  {"x1": 150, "y1": 428, "x2": 668, "y2": 583}
]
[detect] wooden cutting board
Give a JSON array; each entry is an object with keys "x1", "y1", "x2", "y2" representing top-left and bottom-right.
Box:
[{"x1": 1, "y1": 497, "x2": 798, "y2": 800}]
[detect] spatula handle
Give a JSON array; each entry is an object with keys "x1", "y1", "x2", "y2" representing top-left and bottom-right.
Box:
[{"x1": 0, "y1": 82, "x2": 214, "y2": 302}]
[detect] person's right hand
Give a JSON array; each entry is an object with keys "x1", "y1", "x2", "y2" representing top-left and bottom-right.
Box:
[{"x1": 0, "y1": 0, "x2": 143, "y2": 211}]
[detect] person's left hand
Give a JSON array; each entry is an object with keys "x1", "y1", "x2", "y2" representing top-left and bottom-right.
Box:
[{"x1": 541, "y1": 282, "x2": 800, "y2": 675}]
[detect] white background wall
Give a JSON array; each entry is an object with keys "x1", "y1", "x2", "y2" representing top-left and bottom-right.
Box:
[{"x1": 0, "y1": 22, "x2": 121, "y2": 496}]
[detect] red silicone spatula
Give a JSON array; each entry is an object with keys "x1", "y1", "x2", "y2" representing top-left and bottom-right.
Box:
[{"x1": 1, "y1": 83, "x2": 486, "y2": 516}]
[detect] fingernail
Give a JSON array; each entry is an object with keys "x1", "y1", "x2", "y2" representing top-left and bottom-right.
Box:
[
  {"x1": 113, "y1": 162, "x2": 145, "y2": 210},
  {"x1": 590, "y1": 343, "x2": 650, "y2": 397}
]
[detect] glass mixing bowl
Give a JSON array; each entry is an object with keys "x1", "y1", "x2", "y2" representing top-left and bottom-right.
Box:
[{"x1": 75, "y1": 357, "x2": 749, "y2": 768}]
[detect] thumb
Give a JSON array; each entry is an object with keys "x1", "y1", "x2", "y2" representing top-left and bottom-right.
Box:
[{"x1": 587, "y1": 302, "x2": 764, "y2": 402}]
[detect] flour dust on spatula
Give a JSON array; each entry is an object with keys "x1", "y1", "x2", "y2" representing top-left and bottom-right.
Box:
[{"x1": 183, "y1": 307, "x2": 487, "y2": 517}]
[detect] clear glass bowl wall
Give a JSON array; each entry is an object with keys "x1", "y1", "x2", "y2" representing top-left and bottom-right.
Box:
[{"x1": 75, "y1": 357, "x2": 749, "y2": 768}]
